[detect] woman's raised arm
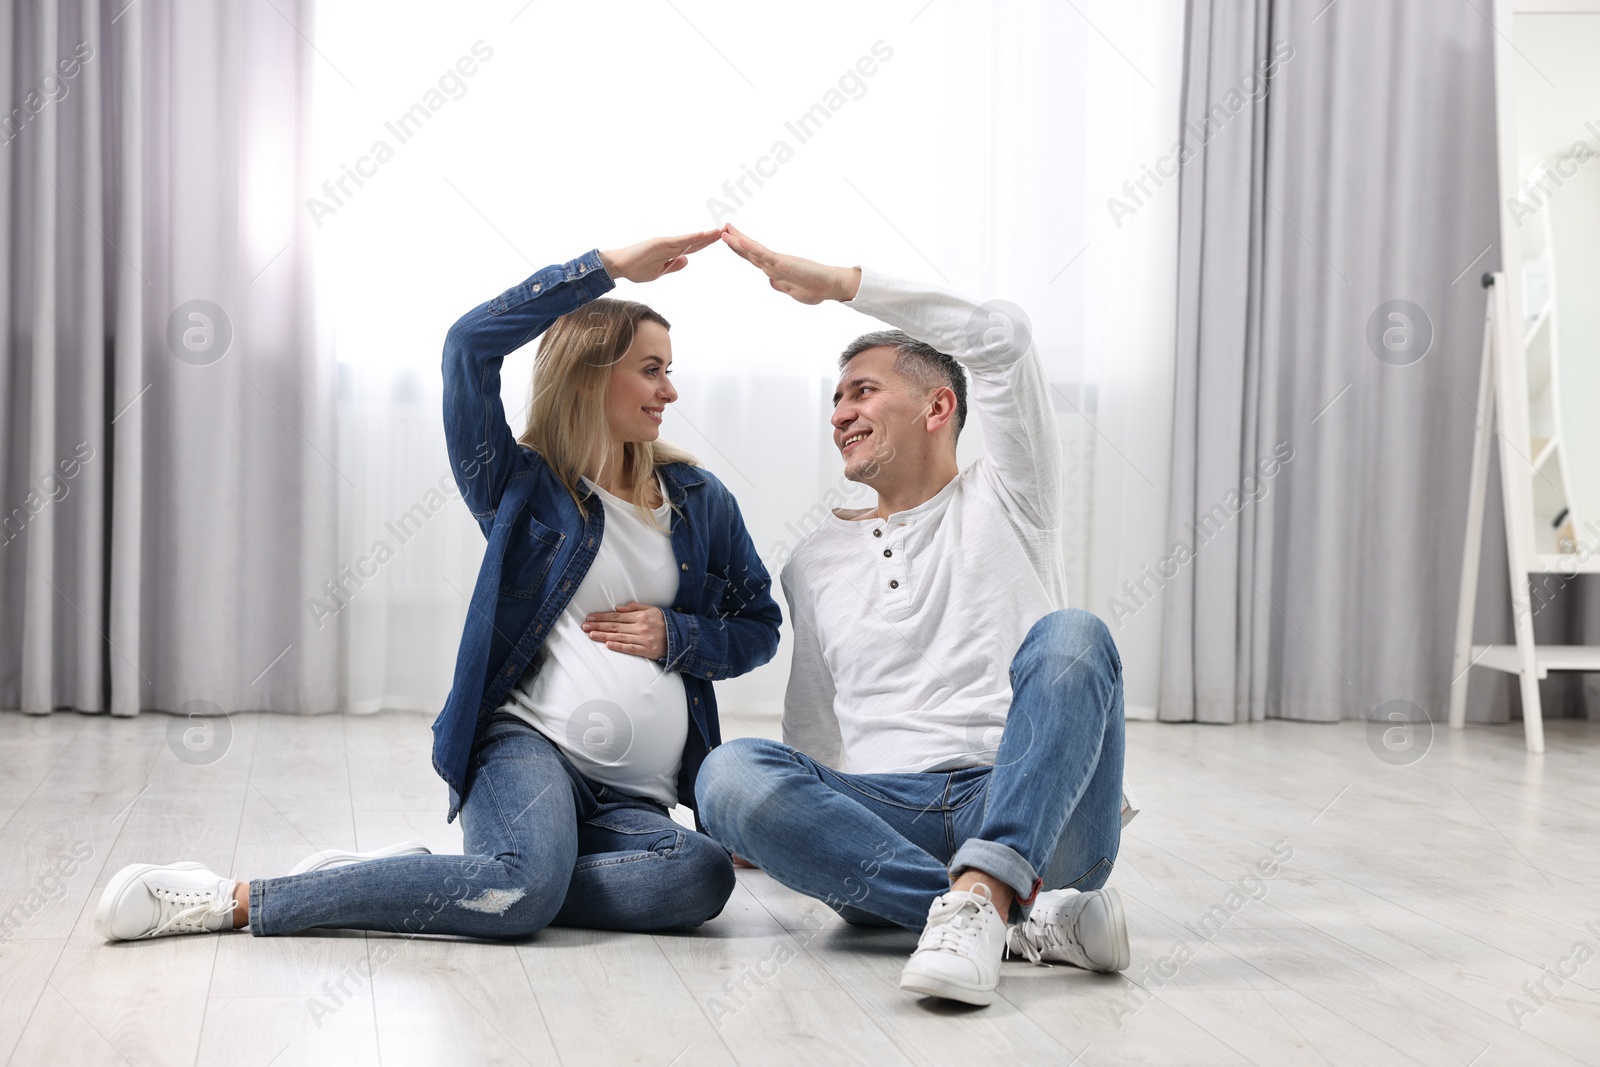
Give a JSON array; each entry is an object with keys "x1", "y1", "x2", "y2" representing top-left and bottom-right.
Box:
[{"x1": 441, "y1": 230, "x2": 723, "y2": 531}]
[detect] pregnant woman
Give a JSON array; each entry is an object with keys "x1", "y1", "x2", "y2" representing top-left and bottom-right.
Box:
[{"x1": 96, "y1": 229, "x2": 783, "y2": 942}]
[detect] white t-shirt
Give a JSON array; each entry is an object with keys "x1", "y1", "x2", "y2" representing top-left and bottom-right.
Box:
[
  {"x1": 781, "y1": 267, "x2": 1067, "y2": 775},
  {"x1": 498, "y1": 475, "x2": 688, "y2": 806}
]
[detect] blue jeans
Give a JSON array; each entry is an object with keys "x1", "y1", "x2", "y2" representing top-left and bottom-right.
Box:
[
  {"x1": 695, "y1": 609, "x2": 1124, "y2": 930},
  {"x1": 249, "y1": 715, "x2": 735, "y2": 937}
]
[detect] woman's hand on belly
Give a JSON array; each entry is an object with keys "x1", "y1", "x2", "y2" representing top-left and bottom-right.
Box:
[{"x1": 581, "y1": 601, "x2": 667, "y2": 661}]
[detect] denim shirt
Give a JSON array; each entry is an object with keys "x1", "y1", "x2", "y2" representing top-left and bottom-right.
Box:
[{"x1": 433, "y1": 249, "x2": 782, "y2": 821}]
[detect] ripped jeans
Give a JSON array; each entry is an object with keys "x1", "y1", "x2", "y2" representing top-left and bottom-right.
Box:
[{"x1": 248, "y1": 714, "x2": 734, "y2": 938}]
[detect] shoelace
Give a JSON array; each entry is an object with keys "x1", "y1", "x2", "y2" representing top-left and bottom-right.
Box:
[
  {"x1": 918, "y1": 893, "x2": 989, "y2": 954},
  {"x1": 1009, "y1": 905, "x2": 1086, "y2": 967},
  {"x1": 147, "y1": 883, "x2": 235, "y2": 938},
  {"x1": 1009, "y1": 915, "x2": 1067, "y2": 965}
]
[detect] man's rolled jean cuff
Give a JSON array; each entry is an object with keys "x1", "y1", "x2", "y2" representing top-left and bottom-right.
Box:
[
  {"x1": 949, "y1": 839, "x2": 1041, "y2": 922},
  {"x1": 247, "y1": 878, "x2": 266, "y2": 935}
]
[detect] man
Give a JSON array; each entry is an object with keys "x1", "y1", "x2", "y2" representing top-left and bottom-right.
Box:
[{"x1": 696, "y1": 225, "x2": 1131, "y2": 1007}]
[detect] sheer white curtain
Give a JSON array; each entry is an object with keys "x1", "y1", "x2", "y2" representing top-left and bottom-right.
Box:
[
  {"x1": 309, "y1": 1, "x2": 1183, "y2": 718},
  {"x1": 1081, "y1": 2, "x2": 1185, "y2": 719}
]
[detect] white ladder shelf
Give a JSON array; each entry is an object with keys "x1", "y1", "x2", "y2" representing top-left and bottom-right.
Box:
[{"x1": 1448, "y1": 272, "x2": 1600, "y2": 753}]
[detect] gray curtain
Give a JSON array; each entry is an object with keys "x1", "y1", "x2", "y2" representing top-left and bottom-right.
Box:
[
  {"x1": 1160, "y1": 0, "x2": 1599, "y2": 724},
  {"x1": 1, "y1": 0, "x2": 337, "y2": 716}
]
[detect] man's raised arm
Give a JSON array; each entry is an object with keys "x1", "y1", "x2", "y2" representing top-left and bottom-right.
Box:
[{"x1": 719, "y1": 225, "x2": 1060, "y2": 531}]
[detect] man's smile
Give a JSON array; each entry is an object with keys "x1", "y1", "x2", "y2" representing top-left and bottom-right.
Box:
[{"x1": 841, "y1": 429, "x2": 872, "y2": 454}]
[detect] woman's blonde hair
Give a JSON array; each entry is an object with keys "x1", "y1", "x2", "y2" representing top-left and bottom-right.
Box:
[{"x1": 518, "y1": 298, "x2": 697, "y2": 528}]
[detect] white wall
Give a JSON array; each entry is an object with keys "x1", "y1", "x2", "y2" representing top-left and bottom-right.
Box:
[{"x1": 311, "y1": 1, "x2": 1183, "y2": 717}]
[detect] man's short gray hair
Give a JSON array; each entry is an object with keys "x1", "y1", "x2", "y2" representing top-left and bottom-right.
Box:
[{"x1": 838, "y1": 330, "x2": 968, "y2": 437}]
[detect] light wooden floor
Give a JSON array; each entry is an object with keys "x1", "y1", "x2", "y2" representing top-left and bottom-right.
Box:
[{"x1": 0, "y1": 709, "x2": 1595, "y2": 1067}]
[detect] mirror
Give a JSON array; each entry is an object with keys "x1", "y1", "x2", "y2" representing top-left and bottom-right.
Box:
[{"x1": 1503, "y1": 2, "x2": 1600, "y2": 556}]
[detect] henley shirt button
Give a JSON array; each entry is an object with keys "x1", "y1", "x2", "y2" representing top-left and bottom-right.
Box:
[
  {"x1": 883, "y1": 549, "x2": 892, "y2": 557},
  {"x1": 889, "y1": 580, "x2": 899, "y2": 589},
  {"x1": 872, "y1": 528, "x2": 882, "y2": 537}
]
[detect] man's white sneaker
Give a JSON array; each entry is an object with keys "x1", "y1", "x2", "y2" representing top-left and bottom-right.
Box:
[
  {"x1": 899, "y1": 883, "x2": 1008, "y2": 1006},
  {"x1": 95, "y1": 862, "x2": 238, "y2": 941},
  {"x1": 1006, "y1": 886, "x2": 1130, "y2": 972},
  {"x1": 289, "y1": 841, "x2": 432, "y2": 876}
]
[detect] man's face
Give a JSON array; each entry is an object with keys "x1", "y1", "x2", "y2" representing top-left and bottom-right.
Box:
[{"x1": 831, "y1": 346, "x2": 926, "y2": 485}]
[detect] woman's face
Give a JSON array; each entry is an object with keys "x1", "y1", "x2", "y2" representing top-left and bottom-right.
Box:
[{"x1": 605, "y1": 320, "x2": 677, "y2": 443}]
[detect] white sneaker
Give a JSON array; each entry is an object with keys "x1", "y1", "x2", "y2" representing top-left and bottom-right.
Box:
[
  {"x1": 898, "y1": 883, "x2": 1008, "y2": 1006},
  {"x1": 95, "y1": 862, "x2": 238, "y2": 941},
  {"x1": 1006, "y1": 886, "x2": 1130, "y2": 972},
  {"x1": 289, "y1": 841, "x2": 432, "y2": 875},
  {"x1": 1120, "y1": 785, "x2": 1141, "y2": 828}
]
